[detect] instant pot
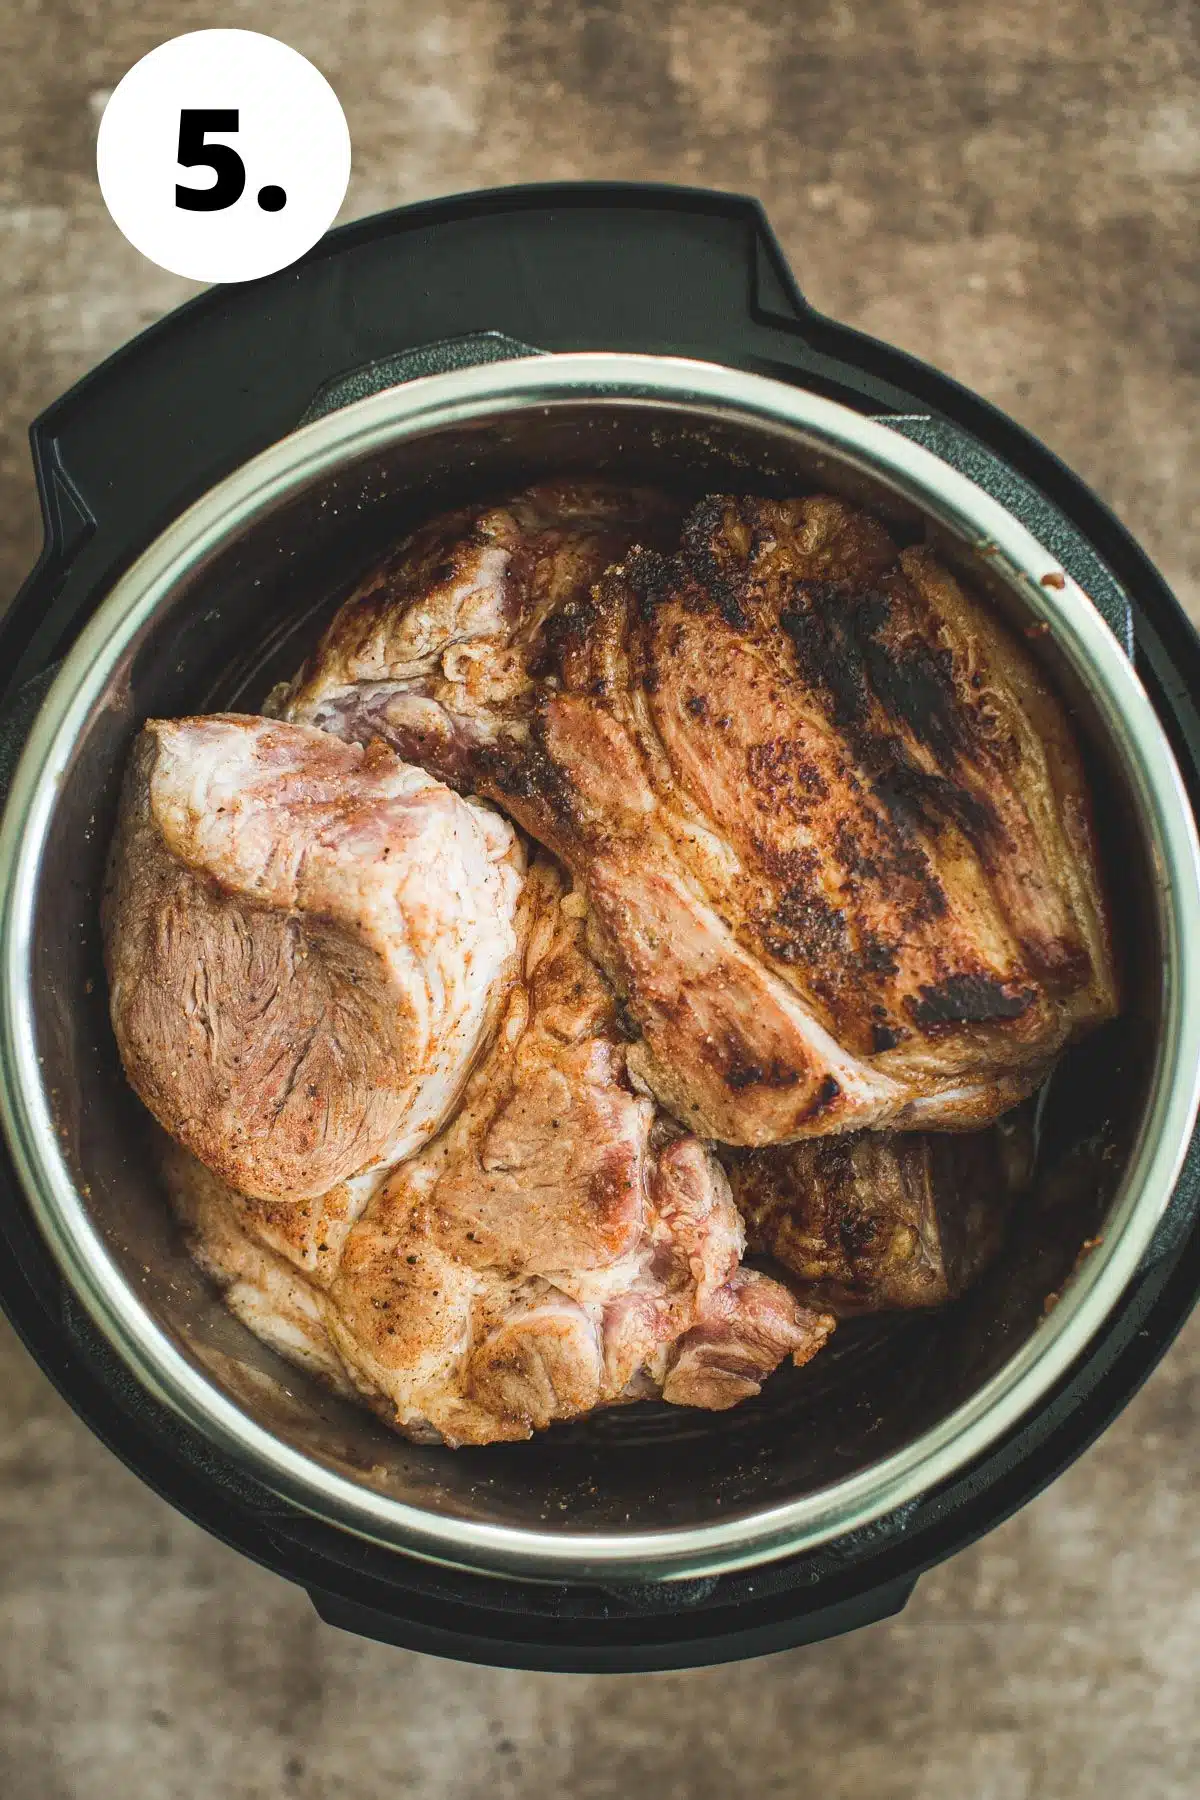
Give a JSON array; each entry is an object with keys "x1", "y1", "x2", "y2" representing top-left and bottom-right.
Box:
[{"x1": 2, "y1": 184, "x2": 1200, "y2": 1672}]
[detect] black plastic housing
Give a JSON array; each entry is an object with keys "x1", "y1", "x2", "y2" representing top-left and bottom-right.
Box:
[{"x1": 2, "y1": 183, "x2": 1200, "y2": 1672}]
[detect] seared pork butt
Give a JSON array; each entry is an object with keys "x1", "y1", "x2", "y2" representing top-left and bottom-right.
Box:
[
  {"x1": 280, "y1": 487, "x2": 1117, "y2": 1146},
  {"x1": 165, "y1": 859, "x2": 833, "y2": 1445},
  {"x1": 272, "y1": 479, "x2": 681, "y2": 783},
  {"x1": 724, "y1": 1111, "x2": 1034, "y2": 1315}
]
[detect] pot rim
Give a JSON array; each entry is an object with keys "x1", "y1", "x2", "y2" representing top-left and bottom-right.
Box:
[{"x1": 2, "y1": 351, "x2": 1198, "y2": 1582}]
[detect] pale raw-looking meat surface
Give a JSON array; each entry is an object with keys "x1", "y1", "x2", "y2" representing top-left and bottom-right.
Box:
[
  {"x1": 281, "y1": 485, "x2": 1117, "y2": 1146},
  {"x1": 164, "y1": 858, "x2": 834, "y2": 1446},
  {"x1": 103, "y1": 715, "x2": 523, "y2": 1203}
]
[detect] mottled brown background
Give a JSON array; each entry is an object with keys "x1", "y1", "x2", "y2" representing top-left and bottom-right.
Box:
[{"x1": 1, "y1": 3, "x2": 1197, "y2": 1796}]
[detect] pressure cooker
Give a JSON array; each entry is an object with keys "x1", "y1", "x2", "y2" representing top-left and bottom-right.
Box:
[{"x1": 1, "y1": 184, "x2": 1199, "y2": 1672}]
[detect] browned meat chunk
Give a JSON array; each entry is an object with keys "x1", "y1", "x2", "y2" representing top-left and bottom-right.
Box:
[
  {"x1": 165, "y1": 857, "x2": 833, "y2": 1444},
  {"x1": 725, "y1": 1113, "x2": 1034, "y2": 1314},
  {"x1": 281, "y1": 487, "x2": 1117, "y2": 1146},
  {"x1": 103, "y1": 715, "x2": 522, "y2": 1203},
  {"x1": 273, "y1": 479, "x2": 681, "y2": 784}
]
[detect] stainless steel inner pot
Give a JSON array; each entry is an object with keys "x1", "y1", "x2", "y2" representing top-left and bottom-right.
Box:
[{"x1": 2, "y1": 353, "x2": 1198, "y2": 1583}]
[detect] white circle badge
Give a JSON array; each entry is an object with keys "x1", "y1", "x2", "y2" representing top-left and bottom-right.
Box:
[{"x1": 96, "y1": 30, "x2": 352, "y2": 283}]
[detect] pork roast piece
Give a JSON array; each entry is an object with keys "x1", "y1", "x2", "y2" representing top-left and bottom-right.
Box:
[
  {"x1": 724, "y1": 1111, "x2": 1034, "y2": 1315},
  {"x1": 281, "y1": 487, "x2": 1117, "y2": 1145},
  {"x1": 273, "y1": 479, "x2": 682, "y2": 784},
  {"x1": 165, "y1": 857, "x2": 834, "y2": 1446},
  {"x1": 104, "y1": 715, "x2": 522, "y2": 1203}
]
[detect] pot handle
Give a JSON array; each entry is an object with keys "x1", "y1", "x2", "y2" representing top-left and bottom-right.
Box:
[{"x1": 304, "y1": 1570, "x2": 918, "y2": 1672}]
